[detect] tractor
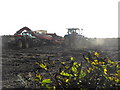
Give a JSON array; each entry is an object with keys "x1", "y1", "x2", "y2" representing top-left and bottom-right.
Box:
[
  {"x1": 64, "y1": 28, "x2": 88, "y2": 49},
  {"x1": 64, "y1": 28, "x2": 118, "y2": 50}
]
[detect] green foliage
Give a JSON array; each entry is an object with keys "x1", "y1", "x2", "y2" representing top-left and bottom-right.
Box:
[
  {"x1": 31, "y1": 51, "x2": 120, "y2": 89},
  {"x1": 35, "y1": 62, "x2": 48, "y2": 70},
  {"x1": 42, "y1": 79, "x2": 52, "y2": 84}
]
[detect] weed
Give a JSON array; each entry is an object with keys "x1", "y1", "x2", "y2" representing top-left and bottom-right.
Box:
[{"x1": 20, "y1": 51, "x2": 120, "y2": 89}]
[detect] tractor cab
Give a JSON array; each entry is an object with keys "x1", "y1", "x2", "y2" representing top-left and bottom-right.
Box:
[
  {"x1": 67, "y1": 28, "x2": 80, "y2": 35},
  {"x1": 64, "y1": 28, "x2": 85, "y2": 48}
]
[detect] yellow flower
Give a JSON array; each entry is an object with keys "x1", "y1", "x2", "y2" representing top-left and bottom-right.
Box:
[
  {"x1": 74, "y1": 74, "x2": 78, "y2": 76},
  {"x1": 86, "y1": 57, "x2": 89, "y2": 60},
  {"x1": 91, "y1": 62, "x2": 96, "y2": 65},
  {"x1": 94, "y1": 52, "x2": 99, "y2": 57},
  {"x1": 91, "y1": 60, "x2": 98, "y2": 65},
  {"x1": 108, "y1": 77, "x2": 113, "y2": 80},
  {"x1": 53, "y1": 86, "x2": 56, "y2": 89},
  {"x1": 99, "y1": 62, "x2": 105, "y2": 65},
  {"x1": 40, "y1": 64, "x2": 47, "y2": 70},
  {"x1": 104, "y1": 68, "x2": 107, "y2": 74},
  {"x1": 65, "y1": 79, "x2": 69, "y2": 83},
  {"x1": 107, "y1": 59, "x2": 112, "y2": 63},
  {"x1": 87, "y1": 69, "x2": 90, "y2": 73},
  {"x1": 61, "y1": 62, "x2": 65, "y2": 64},
  {"x1": 94, "y1": 60, "x2": 98, "y2": 62},
  {"x1": 70, "y1": 57, "x2": 74, "y2": 61},
  {"x1": 114, "y1": 73, "x2": 118, "y2": 76},
  {"x1": 89, "y1": 68, "x2": 93, "y2": 71}
]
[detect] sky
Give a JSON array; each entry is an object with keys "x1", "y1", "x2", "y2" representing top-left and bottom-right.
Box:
[{"x1": 0, "y1": 0, "x2": 119, "y2": 38}]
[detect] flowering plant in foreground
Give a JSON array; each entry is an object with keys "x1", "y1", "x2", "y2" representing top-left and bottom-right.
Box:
[{"x1": 30, "y1": 51, "x2": 120, "y2": 89}]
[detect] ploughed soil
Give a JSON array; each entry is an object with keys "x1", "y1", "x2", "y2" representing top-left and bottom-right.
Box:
[{"x1": 1, "y1": 45, "x2": 119, "y2": 88}]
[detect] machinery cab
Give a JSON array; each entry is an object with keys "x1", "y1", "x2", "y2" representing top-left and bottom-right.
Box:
[
  {"x1": 64, "y1": 28, "x2": 84, "y2": 48},
  {"x1": 67, "y1": 28, "x2": 80, "y2": 35},
  {"x1": 22, "y1": 31, "x2": 36, "y2": 39},
  {"x1": 64, "y1": 28, "x2": 82, "y2": 38}
]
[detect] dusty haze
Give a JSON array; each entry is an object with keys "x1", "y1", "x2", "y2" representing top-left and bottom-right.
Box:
[{"x1": 75, "y1": 38, "x2": 118, "y2": 50}]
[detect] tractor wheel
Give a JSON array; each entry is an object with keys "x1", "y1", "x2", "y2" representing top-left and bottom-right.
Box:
[
  {"x1": 22, "y1": 41, "x2": 30, "y2": 49},
  {"x1": 25, "y1": 42, "x2": 29, "y2": 48},
  {"x1": 17, "y1": 40, "x2": 23, "y2": 49}
]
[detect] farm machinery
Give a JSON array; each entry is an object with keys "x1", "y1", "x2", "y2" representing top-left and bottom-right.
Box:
[
  {"x1": 64, "y1": 28, "x2": 89, "y2": 49},
  {"x1": 64, "y1": 28, "x2": 118, "y2": 49},
  {"x1": 2, "y1": 27, "x2": 64, "y2": 49},
  {"x1": 62, "y1": 28, "x2": 118, "y2": 49},
  {"x1": 2, "y1": 27, "x2": 118, "y2": 50}
]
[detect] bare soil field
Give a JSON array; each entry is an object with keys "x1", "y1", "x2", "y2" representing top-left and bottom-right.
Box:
[{"x1": 1, "y1": 45, "x2": 119, "y2": 89}]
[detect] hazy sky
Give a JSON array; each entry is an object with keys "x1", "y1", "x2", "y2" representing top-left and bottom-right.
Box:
[{"x1": 0, "y1": 0, "x2": 119, "y2": 38}]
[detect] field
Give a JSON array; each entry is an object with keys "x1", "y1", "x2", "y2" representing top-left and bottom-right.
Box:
[{"x1": 1, "y1": 44, "x2": 120, "y2": 89}]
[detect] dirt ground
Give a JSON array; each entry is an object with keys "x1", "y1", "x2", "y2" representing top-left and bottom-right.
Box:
[{"x1": 1, "y1": 45, "x2": 119, "y2": 88}]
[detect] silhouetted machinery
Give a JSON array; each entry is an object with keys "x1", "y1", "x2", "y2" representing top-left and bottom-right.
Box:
[
  {"x1": 2, "y1": 27, "x2": 64, "y2": 49},
  {"x1": 64, "y1": 28, "x2": 118, "y2": 49},
  {"x1": 64, "y1": 28, "x2": 88, "y2": 49},
  {"x1": 2, "y1": 27, "x2": 118, "y2": 49}
]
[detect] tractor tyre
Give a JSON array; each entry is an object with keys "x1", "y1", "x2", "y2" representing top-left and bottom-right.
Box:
[
  {"x1": 17, "y1": 40, "x2": 23, "y2": 49},
  {"x1": 25, "y1": 41, "x2": 29, "y2": 48},
  {"x1": 22, "y1": 41, "x2": 29, "y2": 49}
]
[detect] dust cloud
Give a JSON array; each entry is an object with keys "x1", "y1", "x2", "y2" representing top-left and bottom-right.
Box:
[{"x1": 74, "y1": 37, "x2": 118, "y2": 50}]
